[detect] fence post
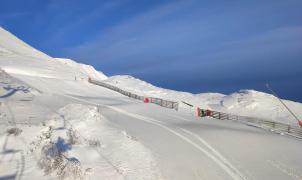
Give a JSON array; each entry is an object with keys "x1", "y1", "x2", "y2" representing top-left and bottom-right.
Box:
[
  {"x1": 299, "y1": 120, "x2": 302, "y2": 128},
  {"x1": 197, "y1": 107, "x2": 201, "y2": 117}
]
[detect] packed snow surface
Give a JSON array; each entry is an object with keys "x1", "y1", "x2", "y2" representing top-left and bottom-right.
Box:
[{"x1": 1, "y1": 26, "x2": 302, "y2": 180}]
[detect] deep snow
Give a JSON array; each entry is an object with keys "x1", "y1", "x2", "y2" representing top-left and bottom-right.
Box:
[{"x1": 1, "y1": 26, "x2": 302, "y2": 180}]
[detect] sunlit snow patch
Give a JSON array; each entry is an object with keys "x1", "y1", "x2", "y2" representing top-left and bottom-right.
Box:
[{"x1": 33, "y1": 104, "x2": 161, "y2": 180}]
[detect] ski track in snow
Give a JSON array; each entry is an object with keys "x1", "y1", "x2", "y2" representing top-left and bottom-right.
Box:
[
  {"x1": 180, "y1": 128, "x2": 247, "y2": 180},
  {"x1": 63, "y1": 93, "x2": 248, "y2": 180},
  {"x1": 0, "y1": 134, "x2": 26, "y2": 180},
  {"x1": 267, "y1": 160, "x2": 302, "y2": 179}
]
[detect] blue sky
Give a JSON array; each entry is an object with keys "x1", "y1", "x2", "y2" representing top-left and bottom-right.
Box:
[{"x1": 1, "y1": 0, "x2": 302, "y2": 101}]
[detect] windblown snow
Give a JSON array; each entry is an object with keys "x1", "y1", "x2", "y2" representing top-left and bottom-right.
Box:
[{"x1": 1, "y1": 26, "x2": 302, "y2": 180}]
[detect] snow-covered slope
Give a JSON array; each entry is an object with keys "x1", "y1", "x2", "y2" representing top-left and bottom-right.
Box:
[
  {"x1": 54, "y1": 58, "x2": 107, "y2": 80},
  {"x1": 0, "y1": 27, "x2": 158, "y2": 179},
  {"x1": 104, "y1": 75, "x2": 193, "y2": 100},
  {"x1": 2, "y1": 25, "x2": 300, "y2": 125},
  {"x1": 104, "y1": 75, "x2": 302, "y2": 124},
  {"x1": 0, "y1": 27, "x2": 107, "y2": 81},
  {"x1": 1, "y1": 27, "x2": 302, "y2": 180},
  {"x1": 217, "y1": 90, "x2": 301, "y2": 123},
  {"x1": 0, "y1": 27, "x2": 50, "y2": 59}
]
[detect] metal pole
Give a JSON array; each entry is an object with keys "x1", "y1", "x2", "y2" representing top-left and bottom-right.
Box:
[{"x1": 266, "y1": 83, "x2": 301, "y2": 127}]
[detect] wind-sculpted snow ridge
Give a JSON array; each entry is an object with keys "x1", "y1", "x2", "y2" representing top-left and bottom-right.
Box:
[
  {"x1": 104, "y1": 75, "x2": 302, "y2": 125},
  {"x1": 54, "y1": 58, "x2": 107, "y2": 81},
  {"x1": 0, "y1": 56, "x2": 107, "y2": 81},
  {"x1": 0, "y1": 27, "x2": 107, "y2": 81},
  {"x1": 0, "y1": 57, "x2": 107, "y2": 81},
  {"x1": 0, "y1": 27, "x2": 50, "y2": 59}
]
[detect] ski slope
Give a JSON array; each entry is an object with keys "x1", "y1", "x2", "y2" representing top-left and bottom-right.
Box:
[{"x1": 1, "y1": 27, "x2": 302, "y2": 180}]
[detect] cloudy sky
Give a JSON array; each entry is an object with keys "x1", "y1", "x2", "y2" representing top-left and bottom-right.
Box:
[{"x1": 1, "y1": 0, "x2": 302, "y2": 101}]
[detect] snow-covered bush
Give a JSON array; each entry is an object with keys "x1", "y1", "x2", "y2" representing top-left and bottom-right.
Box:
[
  {"x1": 87, "y1": 138, "x2": 101, "y2": 147},
  {"x1": 67, "y1": 128, "x2": 81, "y2": 145},
  {"x1": 6, "y1": 127, "x2": 22, "y2": 136},
  {"x1": 38, "y1": 138, "x2": 83, "y2": 180},
  {"x1": 57, "y1": 157, "x2": 82, "y2": 180}
]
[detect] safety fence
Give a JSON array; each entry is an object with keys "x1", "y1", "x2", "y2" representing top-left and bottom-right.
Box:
[
  {"x1": 88, "y1": 78, "x2": 178, "y2": 110},
  {"x1": 196, "y1": 107, "x2": 302, "y2": 139},
  {"x1": 89, "y1": 78, "x2": 301, "y2": 139}
]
